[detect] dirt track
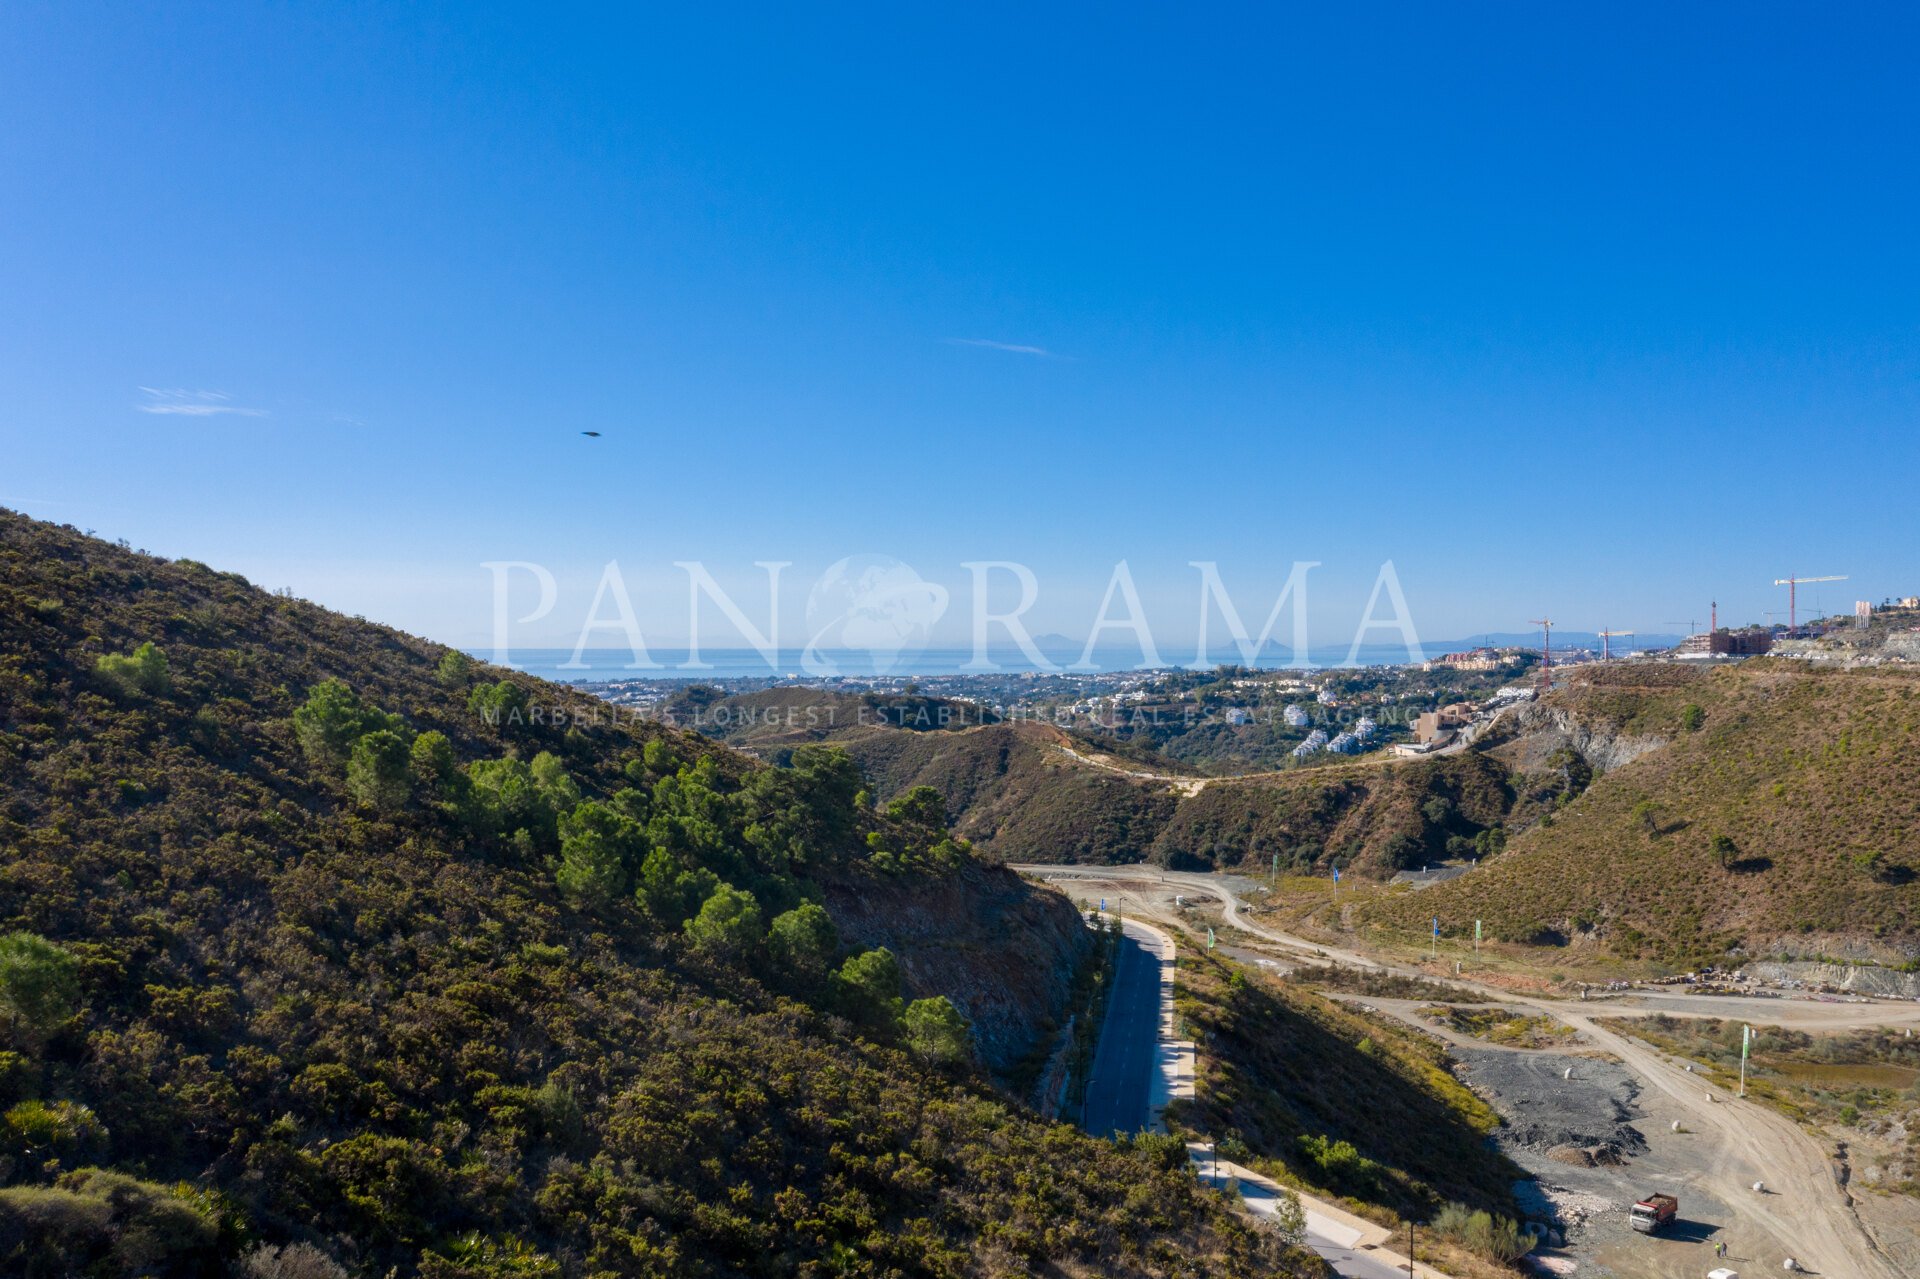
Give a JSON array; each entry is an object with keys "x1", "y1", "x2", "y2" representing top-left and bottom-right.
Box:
[
  {"x1": 1046, "y1": 736, "x2": 1404, "y2": 795},
  {"x1": 1017, "y1": 863, "x2": 1914, "y2": 1279}
]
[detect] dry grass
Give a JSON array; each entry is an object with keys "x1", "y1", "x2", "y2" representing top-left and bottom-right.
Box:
[{"x1": 1367, "y1": 662, "x2": 1920, "y2": 966}]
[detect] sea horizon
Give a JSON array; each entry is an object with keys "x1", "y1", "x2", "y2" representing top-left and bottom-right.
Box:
[{"x1": 480, "y1": 643, "x2": 1506, "y2": 683}]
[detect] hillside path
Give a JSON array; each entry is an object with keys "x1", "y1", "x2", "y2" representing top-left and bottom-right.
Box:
[{"x1": 1046, "y1": 735, "x2": 1403, "y2": 795}]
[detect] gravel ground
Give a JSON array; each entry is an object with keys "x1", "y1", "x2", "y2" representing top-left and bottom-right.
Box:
[
  {"x1": 1457, "y1": 1046, "x2": 1734, "y2": 1277},
  {"x1": 1456, "y1": 1048, "x2": 1646, "y2": 1160}
]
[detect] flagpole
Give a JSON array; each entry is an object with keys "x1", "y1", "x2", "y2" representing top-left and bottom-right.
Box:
[{"x1": 1740, "y1": 1025, "x2": 1751, "y2": 1097}]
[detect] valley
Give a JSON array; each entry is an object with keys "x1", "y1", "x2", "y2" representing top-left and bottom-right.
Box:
[
  {"x1": 8, "y1": 11, "x2": 1915, "y2": 1277},
  {"x1": 6, "y1": 513, "x2": 1919, "y2": 1278},
  {"x1": 1028, "y1": 861, "x2": 1920, "y2": 1278}
]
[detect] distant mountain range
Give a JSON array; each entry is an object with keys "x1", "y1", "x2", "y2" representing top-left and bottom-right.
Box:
[
  {"x1": 1038, "y1": 631, "x2": 1694, "y2": 659},
  {"x1": 1416, "y1": 631, "x2": 1689, "y2": 653}
]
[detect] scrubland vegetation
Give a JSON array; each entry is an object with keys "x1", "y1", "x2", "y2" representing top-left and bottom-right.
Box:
[
  {"x1": 1369, "y1": 663, "x2": 1920, "y2": 964},
  {"x1": 1166, "y1": 950, "x2": 1517, "y2": 1220},
  {"x1": 0, "y1": 513, "x2": 1316, "y2": 1277},
  {"x1": 1416, "y1": 1006, "x2": 1573, "y2": 1050}
]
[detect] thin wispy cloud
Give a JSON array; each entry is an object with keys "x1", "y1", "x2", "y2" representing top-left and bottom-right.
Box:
[
  {"x1": 136, "y1": 387, "x2": 268, "y2": 417},
  {"x1": 945, "y1": 338, "x2": 1064, "y2": 359}
]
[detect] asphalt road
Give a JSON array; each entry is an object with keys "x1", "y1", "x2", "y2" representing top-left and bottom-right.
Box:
[
  {"x1": 1024, "y1": 863, "x2": 1911, "y2": 1279},
  {"x1": 1232, "y1": 1172, "x2": 1415, "y2": 1279},
  {"x1": 1079, "y1": 924, "x2": 1163, "y2": 1138}
]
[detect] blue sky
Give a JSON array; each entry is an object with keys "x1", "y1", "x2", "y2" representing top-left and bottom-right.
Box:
[{"x1": 3, "y1": 4, "x2": 1917, "y2": 653}]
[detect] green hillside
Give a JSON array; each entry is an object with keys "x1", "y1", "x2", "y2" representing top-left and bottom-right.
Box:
[
  {"x1": 0, "y1": 512, "x2": 1312, "y2": 1278},
  {"x1": 1368, "y1": 662, "x2": 1920, "y2": 965}
]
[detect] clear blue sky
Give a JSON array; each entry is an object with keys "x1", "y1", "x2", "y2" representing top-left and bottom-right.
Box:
[{"x1": 3, "y1": 4, "x2": 1916, "y2": 652}]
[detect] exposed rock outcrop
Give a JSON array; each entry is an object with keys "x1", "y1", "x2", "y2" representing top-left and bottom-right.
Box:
[
  {"x1": 1496, "y1": 702, "x2": 1670, "y2": 775},
  {"x1": 1745, "y1": 961, "x2": 1920, "y2": 1000},
  {"x1": 822, "y1": 859, "x2": 1090, "y2": 1075}
]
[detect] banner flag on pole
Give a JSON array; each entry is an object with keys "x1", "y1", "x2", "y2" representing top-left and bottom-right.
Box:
[
  {"x1": 1207, "y1": 928, "x2": 1216, "y2": 952},
  {"x1": 1433, "y1": 917, "x2": 1440, "y2": 937}
]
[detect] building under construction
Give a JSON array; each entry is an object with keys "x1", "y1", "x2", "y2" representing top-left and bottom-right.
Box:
[{"x1": 1674, "y1": 627, "x2": 1774, "y2": 659}]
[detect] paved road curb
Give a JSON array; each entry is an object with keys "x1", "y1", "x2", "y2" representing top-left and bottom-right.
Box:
[{"x1": 1120, "y1": 917, "x2": 1455, "y2": 1279}]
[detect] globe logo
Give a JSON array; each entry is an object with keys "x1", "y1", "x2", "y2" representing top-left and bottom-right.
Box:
[{"x1": 802, "y1": 555, "x2": 949, "y2": 676}]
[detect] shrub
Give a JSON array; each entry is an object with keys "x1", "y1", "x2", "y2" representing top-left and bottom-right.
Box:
[
  {"x1": 292, "y1": 679, "x2": 398, "y2": 771},
  {"x1": 468, "y1": 681, "x2": 528, "y2": 727},
  {"x1": 554, "y1": 801, "x2": 640, "y2": 909},
  {"x1": 435, "y1": 649, "x2": 473, "y2": 688},
  {"x1": 409, "y1": 731, "x2": 460, "y2": 795},
  {"x1": 0, "y1": 1050, "x2": 35, "y2": 1107},
  {"x1": 95, "y1": 642, "x2": 170, "y2": 696},
  {"x1": 832, "y1": 948, "x2": 904, "y2": 1030},
  {"x1": 885, "y1": 785, "x2": 948, "y2": 830},
  {"x1": 0, "y1": 932, "x2": 79, "y2": 1047},
  {"x1": 1268, "y1": 1185, "x2": 1306, "y2": 1247},
  {"x1": 1296, "y1": 1133, "x2": 1383, "y2": 1199},
  {"x1": 347, "y1": 729, "x2": 412, "y2": 812},
  {"x1": 0, "y1": 1169, "x2": 221, "y2": 1277},
  {"x1": 424, "y1": 1232, "x2": 562, "y2": 1278},
  {"x1": 317, "y1": 1134, "x2": 447, "y2": 1243},
  {"x1": 767, "y1": 902, "x2": 839, "y2": 982},
  {"x1": 1432, "y1": 1200, "x2": 1532, "y2": 1262},
  {"x1": 903, "y1": 996, "x2": 971, "y2": 1067},
  {"x1": 683, "y1": 884, "x2": 764, "y2": 957},
  {"x1": 240, "y1": 1242, "x2": 351, "y2": 1279},
  {"x1": 4, "y1": 1099, "x2": 107, "y2": 1160}
]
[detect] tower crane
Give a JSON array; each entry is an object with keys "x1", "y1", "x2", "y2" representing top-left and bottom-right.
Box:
[
  {"x1": 1598, "y1": 629, "x2": 1634, "y2": 661},
  {"x1": 1772, "y1": 574, "x2": 1848, "y2": 634},
  {"x1": 1529, "y1": 617, "x2": 1554, "y2": 690}
]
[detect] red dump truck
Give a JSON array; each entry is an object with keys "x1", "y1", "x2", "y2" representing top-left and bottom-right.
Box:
[{"x1": 1629, "y1": 1193, "x2": 1678, "y2": 1234}]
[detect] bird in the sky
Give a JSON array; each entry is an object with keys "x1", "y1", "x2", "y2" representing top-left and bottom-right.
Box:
[{"x1": 581, "y1": 431, "x2": 601, "y2": 437}]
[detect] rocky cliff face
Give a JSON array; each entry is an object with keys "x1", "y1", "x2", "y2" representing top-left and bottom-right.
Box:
[
  {"x1": 822, "y1": 858, "x2": 1089, "y2": 1075},
  {"x1": 1747, "y1": 961, "x2": 1920, "y2": 998},
  {"x1": 1494, "y1": 701, "x2": 1671, "y2": 775}
]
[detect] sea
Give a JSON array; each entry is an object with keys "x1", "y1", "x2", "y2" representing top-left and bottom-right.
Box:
[{"x1": 479, "y1": 644, "x2": 1447, "y2": 684}]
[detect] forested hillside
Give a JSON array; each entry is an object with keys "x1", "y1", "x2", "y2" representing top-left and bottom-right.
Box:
[{"x1": 0, "y1": 512, "x2": 1313, "y2": 1278}]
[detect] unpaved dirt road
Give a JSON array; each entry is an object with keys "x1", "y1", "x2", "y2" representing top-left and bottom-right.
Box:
[
  {"x1": 1017, "y1": 863, "x2": 1914, "y2": 1279},
  {"x1": 1046, "y1": 734, "x2": 1403, "y2": 796}
]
